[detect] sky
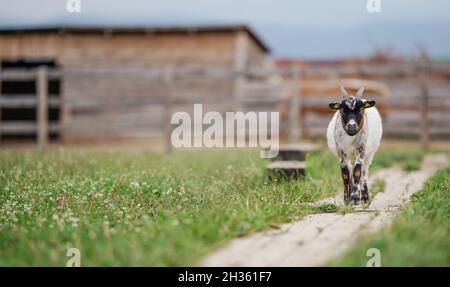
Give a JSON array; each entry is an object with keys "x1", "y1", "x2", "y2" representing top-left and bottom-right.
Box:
[{"x1": 1, "y1": 0, "x2": 450, "y2": 59}]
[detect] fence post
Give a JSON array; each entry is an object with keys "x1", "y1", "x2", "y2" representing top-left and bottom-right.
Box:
[
  {"x1": 233, "y1": 30, "x2": 248, "y2": 112},
  {"x1": 0, "y1": 67, "x2": 2, "y2": 144},
  {"x1": 288, "y1": 67, "x2": 302, "y2": 143},
  {"x1": 419, "y1": 64, "x2": 430, "y2": 150},
  {"x1": 164, "y1": 67, "x2": 174, "y2": 153},
  {"x1": 37, "y1": 66, "x2": 49, "y2": 148}
]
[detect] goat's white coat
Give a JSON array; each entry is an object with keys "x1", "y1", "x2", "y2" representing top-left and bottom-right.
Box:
[
  {"x1": 327, "y1": 92, "x2": 382, "y2": 204},
  {"x1": 327, "y1": 105, "x2": 382, "y2": 165}
]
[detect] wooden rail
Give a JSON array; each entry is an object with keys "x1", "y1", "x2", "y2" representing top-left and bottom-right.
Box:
[
  {"x1": 0, "y1": 62, "x2": 448, "y2": 148},
  {"x1": 0, "y1": 66, "x2": 59, "y2": 147}
]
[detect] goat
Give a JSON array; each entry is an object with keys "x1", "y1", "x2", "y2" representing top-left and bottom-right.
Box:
[{"x1": 326, "y1": 85, "x2": 382, "y2": 205}]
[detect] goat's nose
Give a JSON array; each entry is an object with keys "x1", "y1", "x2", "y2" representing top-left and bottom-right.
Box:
[{"x1": 347, "y1": 123, "x2": 357, "y2": 131}]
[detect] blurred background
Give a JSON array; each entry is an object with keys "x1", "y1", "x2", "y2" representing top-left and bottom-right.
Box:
[{"x1": 0, "y1": 0, "x2": 449, "y2": 149}]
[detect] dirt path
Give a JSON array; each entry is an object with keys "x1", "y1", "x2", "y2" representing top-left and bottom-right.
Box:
[{"x1": 200, "y1": 154, "x2": 448, "y2": 267}]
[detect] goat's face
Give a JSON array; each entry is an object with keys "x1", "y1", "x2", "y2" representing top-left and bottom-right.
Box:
[{"x1": 329, "y1": 86, "x2": 376, "y2": 136}]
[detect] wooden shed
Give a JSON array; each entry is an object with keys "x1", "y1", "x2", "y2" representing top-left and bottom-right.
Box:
[{"x1": 0, "y1": 25, "x2": 270, "y2": 142}]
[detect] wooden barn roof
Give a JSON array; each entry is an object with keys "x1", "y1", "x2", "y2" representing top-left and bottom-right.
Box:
[{"x1": 0, "y1": 25, "x2": 270, "y2": 53}]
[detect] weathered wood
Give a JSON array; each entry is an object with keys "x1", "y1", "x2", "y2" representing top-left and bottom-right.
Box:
[
  {"x1": 271, "y1": 143, "x2": 320, "y2": 162},
  {"x1": 0, "y1": 95, "x2": 60, "y2": 108},
  {"x1": 267, "y1": 161, "x2": 306, "y2": 178},
  {"x1": 37, "y1": 66, "x2": 49, "y2": 148},
  {"x1": 233, "y1": 30, "x2": 249, "y2": 112},
  {"x1": 0, "y1": 122, "x2": 59, "y2": 134},
  {"x1": 296, "y1": 63, "x2": 450, "y2": 79},
  {"x1": 164, "y1": 67, "x2": 174, "y2": 153},
  {"x1": 0, "y1": 69, "x2": 61, "y2": 80},
  {"x1": 0, "y1": 69, "x2": 2, "y2": 143},
  {"x1": 0, "y1": 28, "x2": 269, "y2": 142},
  {"x1": 288, "y1": 68, "x2": 301, "y2": 142},
  {"x1": 420, "y1": 67, "x2": 430, "y2": 149},
  {"x1": 0, "y1": 54, "x2": 449, "y2": 143}
]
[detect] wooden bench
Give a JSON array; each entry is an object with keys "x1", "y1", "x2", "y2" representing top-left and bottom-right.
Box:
[{"x1": 266, "y1": 143, "x2": 320, "y2": 179}]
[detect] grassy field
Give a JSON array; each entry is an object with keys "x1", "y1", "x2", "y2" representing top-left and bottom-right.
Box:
[
  {"x1": 0, "y1": 147, "x2": 432, "y2": 266},
  {"x1": 329, "y1": 166, "x2": 450, "y2": 266}
]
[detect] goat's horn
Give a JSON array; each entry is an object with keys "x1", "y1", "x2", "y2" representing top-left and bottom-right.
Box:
[
  {"x1": 355, "y1": 85, "x2": 366, "y2": 99},
  {"x1": 339, "y1": 85, "x2": 350, "y2": 99}
]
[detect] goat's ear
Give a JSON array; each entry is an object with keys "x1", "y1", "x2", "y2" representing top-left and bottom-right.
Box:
[
  {"x1": 329, "y1": 102, "x2": 342, "y2": 110},
  {"x1": 363, "y1": 100, "x2": 376, "y2": 108}
]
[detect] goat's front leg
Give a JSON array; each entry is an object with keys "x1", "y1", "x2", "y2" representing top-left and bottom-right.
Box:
[
  {"x1": 360, "y1": 164, "x2": 370, "y2": 203},
  {"x1": 360, "y1": 156, "x2": 372, "y2": 203},
  {"x1": 351, "y1": 150, "x2": 365, "y2": 205},
  {"x1": 339, "y1": 157, "x2": 352, "y2": 205}
]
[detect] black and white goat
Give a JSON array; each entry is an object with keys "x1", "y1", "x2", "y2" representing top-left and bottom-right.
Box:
[{"x1": 326, "y1": 85, "x2": 382, "y2": 205}]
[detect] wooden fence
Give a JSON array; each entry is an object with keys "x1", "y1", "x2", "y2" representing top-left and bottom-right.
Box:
[
  {"x1": 295, "y1": 61, "x2": 450, "y2": 149},
  {"x1": 0, "y1": 62, "x2": 449, "y2": 148},
  {"x1": 0, "y1": 66, "x2": 61, "y2": 148}
]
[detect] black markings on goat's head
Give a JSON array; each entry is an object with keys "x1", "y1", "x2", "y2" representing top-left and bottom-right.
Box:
[{"x1": 329, "y1": 85, "x2": 376, "y2": 136}]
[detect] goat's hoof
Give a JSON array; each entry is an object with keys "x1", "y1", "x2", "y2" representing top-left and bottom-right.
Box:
[
  {"x1": 361, "y1": 193, "x2": 369, "y2": 204},
  {"x1": 343, "y1": 190, "x2": 350, "y2": 205},
  {"x1": 350, "y1": 186, "x2": 360, "y2": 205},
  {"x1": 343, "y1": 194, "x2": 350, "y2": 206},
  {"x1": 350, "y1": 193, "x2": 360, "y2": 205}
]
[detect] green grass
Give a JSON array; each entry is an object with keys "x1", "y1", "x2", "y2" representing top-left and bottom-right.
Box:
[
  {"x1": 329, "y1": 166, "x2": 450, "y2": 266},
  {"x1": 0, "y1": 148, "x2": 345, "y2": 266},
  {"x1": 370, "y1": 148, "x2": 430, "y2": 172},
  {"x1": 0, "y1": 147, "x2": 435, "y2": 266},
  {"x1": 370, "y1": 179, "x2": 386, "y2": 200}
]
